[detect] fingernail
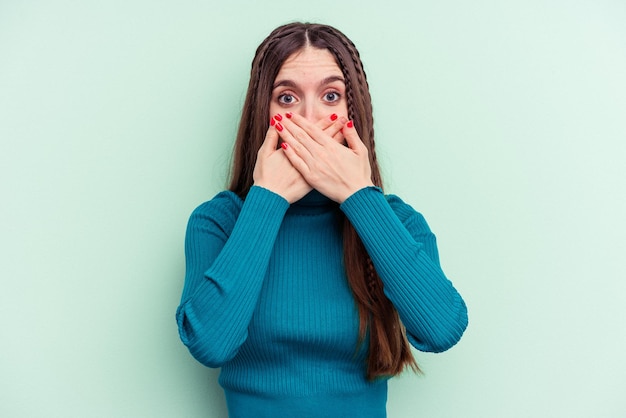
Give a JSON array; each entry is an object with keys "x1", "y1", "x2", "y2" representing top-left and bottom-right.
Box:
[
  {"x1": 276, "y1": 122, "x2": 283, "y2": 132},
  {"x1": 285, "y1": 112, "x2": 293, "y2": 119},
  {"x1": 270, "y1": 118, "x2": 276, "y2": 126},
  {"x1": 347, "y1": 120, "x2": 354, "y2": 128},
  {"x1": 281, "y1": 142, "x2": 288, "y2": 150},
  {"x1": 330, "y1": 113, "x2": 338, "y2": 121},
  {"x1": 274, "y1": 114, "x2": 283, "y2": 121}
]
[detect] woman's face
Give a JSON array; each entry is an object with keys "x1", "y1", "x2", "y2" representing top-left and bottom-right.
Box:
[{"x1": 269, "y1": 47, "x2": 348, "y2": 123}]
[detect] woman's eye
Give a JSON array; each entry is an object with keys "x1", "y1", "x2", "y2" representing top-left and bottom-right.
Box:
[
  {"x1": 278, "y1": 94, "x2": 295, "y2": 105},
  {"x1": 324, "y1": 92, "x2": 340, "y2": 102}
]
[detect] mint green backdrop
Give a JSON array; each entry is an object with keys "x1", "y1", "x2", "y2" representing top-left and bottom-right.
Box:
[{"x1": 1, "y1": 1, "x2": 625, "y2": 417}]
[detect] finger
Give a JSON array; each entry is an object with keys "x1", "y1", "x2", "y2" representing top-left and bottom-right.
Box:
[
  {"x1": 274, "y1": 119, "x2": 316, "y2": 160},
  {"x1": 342, "y1": 120, "x2": 366, "y2": 153},
  {"x1": 323, "y1": 114, "x2": 349, "y2": 140},
  {"x1": 314, "y1": 113, "x2": 339, "y2": 130},
  {"x1": 280, "y1": 141, "x2": 310, "y2": 177},
  {"x1": 332, "y1": 131, "x2": 345, "y2": 143},
  {"x1": 283, "y1": 112, "x2": 331, "y2": 147}
]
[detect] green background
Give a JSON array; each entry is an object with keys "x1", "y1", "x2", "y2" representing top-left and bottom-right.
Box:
[{"x1": 1, "y1": 1, "x2": 625, "y2": 417}]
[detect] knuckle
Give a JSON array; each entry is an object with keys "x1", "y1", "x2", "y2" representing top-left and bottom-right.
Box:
[
  {"x1": 294, "y1": 132, "x2": 307, "y2": 143},
  {"x1": 292, "y1": 142, "x2": 305, "y2": 154}
]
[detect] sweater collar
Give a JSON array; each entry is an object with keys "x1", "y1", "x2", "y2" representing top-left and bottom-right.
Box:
[{"x1": 288, "y1": 189, "x2": 337, "y2": 214}]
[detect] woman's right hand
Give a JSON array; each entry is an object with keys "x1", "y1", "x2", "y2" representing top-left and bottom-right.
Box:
[{"x1": 253, "y1": 123, "x2": 312, "y2": 203}]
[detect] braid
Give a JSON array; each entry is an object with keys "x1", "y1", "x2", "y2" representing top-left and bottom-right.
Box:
[
  {"x1": 330, "y1": 30, "x2": 371, "y2": 122},
  {"x1": 248, "y1": 41, "x2": 271, "y2": 129},
  {"x1": 326, "y1": 44, "x2": 357, "y2": 122},
  {"x1": 322, "y1": 27, "x2": 382, "y2": 187},
  {"x1": 365, "y1": 258, "x2": 378, "y2": 303}
]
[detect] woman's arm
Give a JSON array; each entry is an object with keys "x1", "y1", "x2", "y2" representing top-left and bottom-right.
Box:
[
  {"x1": 340, "y1": 187, "x2": 468, "y2": 352},
  {"x1": 176, "y1": 186, "x2": 289, "y2": 367}
]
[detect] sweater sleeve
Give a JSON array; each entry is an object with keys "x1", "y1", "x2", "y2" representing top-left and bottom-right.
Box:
[
  {"x1": 340, "y1": 186, "x2": 468, "y2": 353},
  {"x1": 176, "y1": 186, "x2": 289, "y2": 367}
]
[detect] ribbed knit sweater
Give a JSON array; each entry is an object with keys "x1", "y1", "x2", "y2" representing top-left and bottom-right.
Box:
[{"x1": 176, "y1": 186, "x2": 468, "y2": 418}]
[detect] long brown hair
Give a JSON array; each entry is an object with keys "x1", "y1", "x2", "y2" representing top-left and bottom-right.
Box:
[{"x1": 228, "y1": 22, "x2": 418, "y2": 380}]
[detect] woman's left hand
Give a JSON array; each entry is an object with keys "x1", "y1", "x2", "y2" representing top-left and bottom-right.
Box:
[{"x1": 275, "y1": 113, "x2": 375, "y2": 203}]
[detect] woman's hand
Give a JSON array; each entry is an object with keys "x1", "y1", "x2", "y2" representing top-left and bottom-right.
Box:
[
  {"x1": 275, "y1": 113, "x2": 375, "y2": 203},
  {"x1": 252, "y1": 124, "x2": 312, "y2": 204}
]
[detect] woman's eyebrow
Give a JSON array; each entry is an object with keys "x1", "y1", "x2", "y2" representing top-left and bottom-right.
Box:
[
  {"x1": 272, "y1": 76, "x2": 345, "y2": 90},
  {"x1": 320, "y1": 75, "x2": 345, "y2": 86},
  {"x1": 273, "y1": 79, "x2": 297, "y2": 89}
]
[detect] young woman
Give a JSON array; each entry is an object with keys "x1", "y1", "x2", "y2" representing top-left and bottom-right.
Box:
[{"x1": 176, "y1": 22, "x2": 468, "y2": 418}]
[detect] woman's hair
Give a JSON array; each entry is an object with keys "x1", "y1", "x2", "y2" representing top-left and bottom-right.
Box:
[{"x1": 228, "y1": 22, "x2": 418, "y2": 380}]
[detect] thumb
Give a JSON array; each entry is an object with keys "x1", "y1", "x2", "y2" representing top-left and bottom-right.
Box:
[{"x1": 259, "y1": 124, "x2": 280, "y2": 156}]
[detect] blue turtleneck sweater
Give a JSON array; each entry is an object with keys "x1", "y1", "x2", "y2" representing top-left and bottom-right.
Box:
[{"x1": 176, "y1": 186, "x2": 467, "y2": 418}]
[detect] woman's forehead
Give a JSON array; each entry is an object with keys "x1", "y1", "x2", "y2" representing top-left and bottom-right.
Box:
[{"x1": 276, "y1": 47, "x2": 342, "y2": 80}]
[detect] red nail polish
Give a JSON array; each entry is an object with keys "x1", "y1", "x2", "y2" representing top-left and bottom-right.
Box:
[
  {"x1": 347, "y1": 120, "x2": 354, "y2": 128},
  {"x1": 285, "y1": 112, "x2": 293, "y2": 119},
  {"x1": 274, "y1": 114, "x2": 283, "y2": 121},
  {"x1": 330, "y1": 113, "x2": 338, "y2": 121},
  {"x1": 276, "y1": 122, "x2": 283, "y2": 132},
  {"x1": 281, "y1": 142, "x2": 288, "y2": 150},
  {"x1": 270, "y1": 118, "x2": 276, "y2": 126}
]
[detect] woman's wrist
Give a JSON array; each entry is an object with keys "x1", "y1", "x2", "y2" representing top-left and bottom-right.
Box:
[{"x1": 336, "y1": 181, "x2": 376, "y2": 204}]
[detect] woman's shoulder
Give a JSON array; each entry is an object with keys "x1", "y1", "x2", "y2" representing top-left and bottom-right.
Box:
[
  {"x1": 193, "y1": 190, "x2": 243, "y2": 211},
  {"x1": 189, "y1": 190, "x2": 244, "y2": 228}
]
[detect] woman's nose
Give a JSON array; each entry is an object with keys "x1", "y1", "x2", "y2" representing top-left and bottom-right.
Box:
[{"x1": 299, "y1": 103, "x2": 323, "y2": 122}]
